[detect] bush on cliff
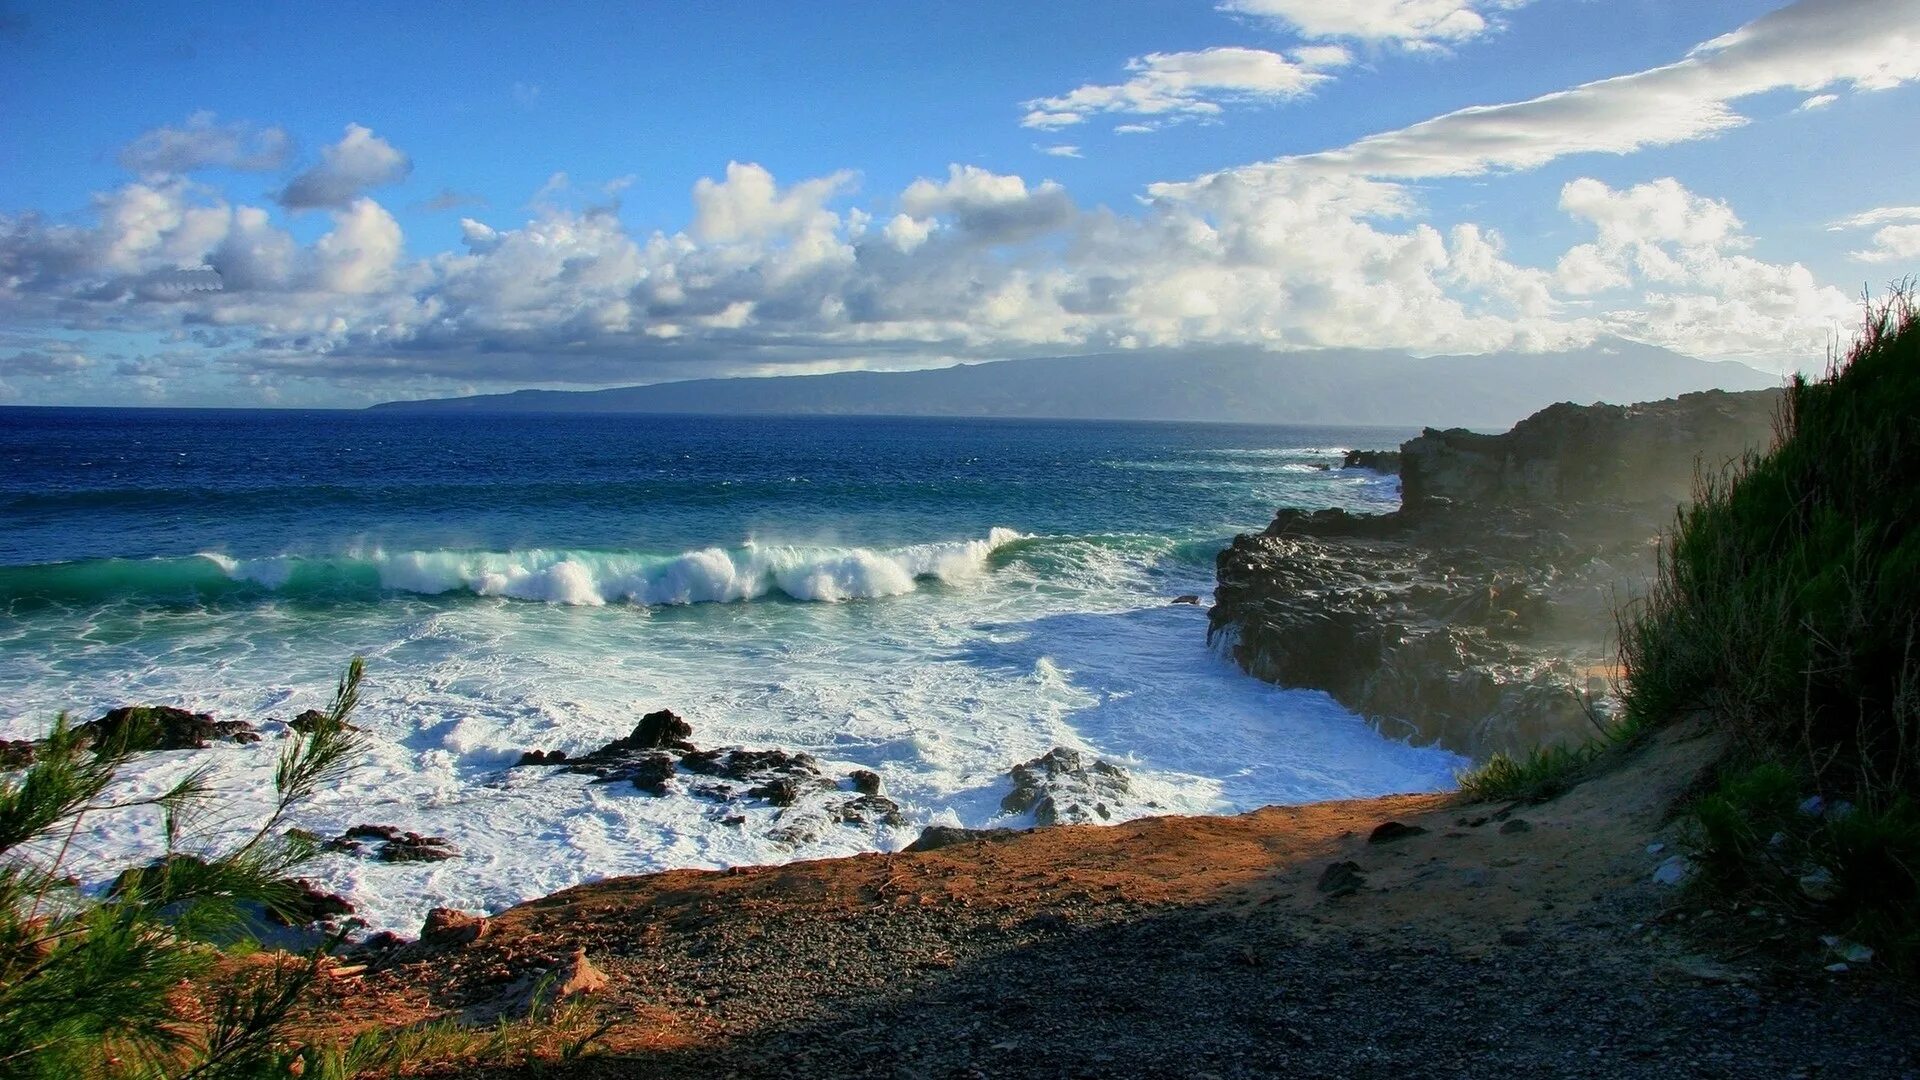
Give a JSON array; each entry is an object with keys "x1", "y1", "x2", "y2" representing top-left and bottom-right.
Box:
[
  {"x1": 0, "y1": 660, "x2": 367, "y2": 1078},
  {"x1": 1618, "y1": 290, "x2": 1920, "y2": 965}
]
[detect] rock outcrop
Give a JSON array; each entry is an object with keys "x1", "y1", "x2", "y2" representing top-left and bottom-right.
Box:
[
  {"x1": 1001, "y1": 748, "x2": 1132, "y2": 826},
  {"x1": 74, "y1": 706, "x2": 260, "y2": 753},
  {"x1": 1210, "y1": 389, "x2": 1782, "y2": 758}
]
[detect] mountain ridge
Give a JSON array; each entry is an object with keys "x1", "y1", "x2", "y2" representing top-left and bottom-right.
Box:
[{"x1": 370, "y1": 340, "x2": 1779, "y2": 429}]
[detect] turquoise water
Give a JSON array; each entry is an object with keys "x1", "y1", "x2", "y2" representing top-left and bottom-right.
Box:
[{"x1": 0, "y1": 409, "x2": 1463, "y2": 930}]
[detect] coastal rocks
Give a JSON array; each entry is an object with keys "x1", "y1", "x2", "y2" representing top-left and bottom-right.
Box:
[
  {"x1": 1367, "y1": 821, "x2": 1427, "y2": 844},
  {"x1": 1341, "y1": 449, "x2": 1402, "y2": 474},
  {"x1": 420, "y1": 907, "x2": 489, "y2": 946},
  {"x1": 515, "y1": 712, "x2": 895, "y2": 834},
  {"x1": 0, "y1": 740, "x2": 35, "y2": 769},
  {"x1": 74, "y1": 705, "x2": 260, "y2": 753},
  {"x1": 905, "y1": 825, "x2": 1013, "y2": 852},
  {"x1": 285, "y1": 708, "x2": 358, "y2": 734},
  {"x1": 1002, "y1": 748, "x2": 1131, "y2": 826},
  {"x1": 325, "y1": 824, "x2": 460, "y2": 863},
  {"x1": 1208, "y1": 390, "x2": 1783, "y2": 759},
  {"x1": 267, "y1": 880, "x2": 357, "y2": 927}
]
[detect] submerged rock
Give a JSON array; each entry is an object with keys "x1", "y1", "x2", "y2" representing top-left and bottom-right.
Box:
[
  {"x1": 1002, "y1": 748, "x2": 1131, "y2": 826},
  {"x1": 286, "y1": 708, "x2": 358, "y2": 734},
  {"x1": 848, "y1": 769, "x2": 883, "y2": 795},
  {"x1": 830, "y1": 794, "x2": 905, "y2": 827}
]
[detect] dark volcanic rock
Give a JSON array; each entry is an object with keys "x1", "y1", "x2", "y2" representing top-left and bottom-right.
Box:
[
  {"x1": 1002, "y1": 748, "x2": 1131, "y2": 826},
  {"x1": 830, "y1": 794, "x2": 905, "y2": 827},
  {"x1": 903, "y1": 825, "x2": 1023, "y2": 852},
  {"x1": 75, "y1": 705, "x2": 260, "y2": 753},
  {"x1": 0, "y1": 740, "x2": 36, "y2": 769},
  {"x1": 848, "y1": 769, "x2": 883, "y2": 795},
  {"x1": 515, "y1": 748, "x2": 568, "y2": 766},
  {"x1": 327, "y1": 824, "x2": 459, "y2": 863},
  {"x1": 267, "y1": 880, "x2": 357, "y2": 926},
  {"x1": 1341, "y1": 448, "x2": 1402, "y2": 473},
  {"x1": 1209, "y1": 390, "x2": 1783, "y2": 759},
  {"x1": 286, "y1": 708, "x2": 358, "y2": 734}
]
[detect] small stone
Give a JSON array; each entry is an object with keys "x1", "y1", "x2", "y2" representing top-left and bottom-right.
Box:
[
  {"x1": 1652, "y1": 855, "x2": 1693, "y2": 886},
  {"x1": 1645, "y1": 842, "x2": 1665, "y2": 854},
  {"x1": 1798, "y1": 866, "x2": 1837, "y2": 902}
]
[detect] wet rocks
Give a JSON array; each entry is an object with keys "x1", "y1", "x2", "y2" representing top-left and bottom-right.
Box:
[
  {"x1": 286, "y1": 708, "x2": 358, "y2": 734},
  {"x1": 830, "y1": 794, "x2": 905, "y2": 827},
  {"x1": 0, "y1": 740, "x2": 36, "y2": 769},
  {"x1": 904, "y1": 825, "x2": 1022, "y2": 852},
  {"x1": 1341, "y1": 449, "x2": 1402, "y2": 473},
  {"x1": 849, "y1": 769, "x2": 883, "y2": 795},
  {"x1": 326, "y1": 824, "x2": 460, "y2": 863},
  {"x1": 515, "y1": 748, "x2": 569, "y2": 766},
  {"x1": 1002, "y1": 748, "x2": 1131, "y2": 826},
  {"x1": 74, "y1": 705, "x2": 260, "y2": 753},
  {"x1": 1172, "y1": 594, "x2": 1202, "y2": 605},
  {"x1": 267, "y1": 880, "x2": 357, "y2": 926},
  {"x1": 1210, "y1": 390, "x2": 1782, "y2": 759}
]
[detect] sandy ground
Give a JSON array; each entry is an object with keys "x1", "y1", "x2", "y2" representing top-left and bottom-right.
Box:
[{"x1": 302, "y1": 722, "x2": 1919, "y2": 1077}]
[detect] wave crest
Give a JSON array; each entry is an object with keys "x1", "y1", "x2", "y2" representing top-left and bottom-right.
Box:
[{"x1": 7, "y1": 530, "x2": 1027, "y2": 608}]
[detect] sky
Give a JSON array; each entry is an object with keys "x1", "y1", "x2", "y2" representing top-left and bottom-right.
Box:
[{"x1": 1, "y1": 0, "x2": 1917, "y2": 407}]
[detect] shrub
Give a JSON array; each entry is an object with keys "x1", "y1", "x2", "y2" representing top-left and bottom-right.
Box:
[
  {"x1": 1619, "y1": 288, "x2": 1920, "y2": 967},
  {"x1": 0, "y1": 659, "x2": 367, "y2": 1078}
]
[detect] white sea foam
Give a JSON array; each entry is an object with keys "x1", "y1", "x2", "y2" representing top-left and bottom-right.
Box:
[{"x1": 195, "y1": 529, "x2": 1025, "y2": 607}]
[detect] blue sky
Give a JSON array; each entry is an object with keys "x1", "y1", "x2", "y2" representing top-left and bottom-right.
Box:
[{"x1": 2, "y1": 0, "x2": 1918, "y2": 405}]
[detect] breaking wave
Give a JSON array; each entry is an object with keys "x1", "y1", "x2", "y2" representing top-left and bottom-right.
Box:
[{"x1": 0, "y1": 529, "x2": 1031, "y2": 607}]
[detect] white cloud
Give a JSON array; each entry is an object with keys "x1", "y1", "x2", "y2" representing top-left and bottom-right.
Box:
[
  {"x1": 1797, "y1": 92, "x2": 1840, "y2": 110},
  {"x1": 1828, "y1": 206, "x2": 1920, "y2": 262},
  {"x1": 278, "y1": 124, "x2": 412, "y2": 210},
  {"x1": 1271, "y1": 0, "x2": 1920, "y2": 179},
  {"x1": 119, "y1": 112, "x2": 291, "y2": 174},
  {"x1": 1852, "y1": 224, "x2": 1920, "y2": 263},
  {"x1": 1830, "y1": 205, "x2": 1920, "y2": 229},
  {"x1": 1219, "y1": 0, "x2": 1532, "y2": 49},
  {"x1": 690, "y1": 161, "x2": 854, "y2": 242},
  {"x1": 1021, "y1": 46, "x2": 1345, "y2": 130},
  {"x1": 1039, "y1": 144, "x2": 1083, "y2": 158}
]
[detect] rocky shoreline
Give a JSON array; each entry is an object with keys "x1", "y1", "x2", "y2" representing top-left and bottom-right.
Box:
[{"x1": 1210, "y1": 389, "x2": 1783, "y2": 758}]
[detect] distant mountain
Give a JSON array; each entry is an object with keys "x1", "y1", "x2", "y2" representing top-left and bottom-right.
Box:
[{"x1": 369, "y1": 341, "x2": 1780, "y2": 429}]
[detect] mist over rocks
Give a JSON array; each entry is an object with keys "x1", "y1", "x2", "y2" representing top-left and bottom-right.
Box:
[{"x1": 1210, "y1": 388, "x2": 1785, "y2": 758}]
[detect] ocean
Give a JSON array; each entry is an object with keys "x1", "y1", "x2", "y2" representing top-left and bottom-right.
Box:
[{"x1": 0, "y1": 408, "x2": 1465, "y2": 931}]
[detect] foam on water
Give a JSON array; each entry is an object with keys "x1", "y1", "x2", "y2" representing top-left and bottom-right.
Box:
[{"x1": 0, "y1": 415, "x2": 1452, "y2": 934}]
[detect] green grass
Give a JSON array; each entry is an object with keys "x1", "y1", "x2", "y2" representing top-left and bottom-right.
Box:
[
  {"x1": 1457, "y1": 710, "x2": 1645, "y2": 804},
  {"x1": 1618, "y1": 288, "x2": 1920, "y2": 969}
]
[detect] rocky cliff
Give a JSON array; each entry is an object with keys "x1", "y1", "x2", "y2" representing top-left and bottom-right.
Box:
[{"x1": 1209, "y1": 389, "x2": 1783, "y2": 759}]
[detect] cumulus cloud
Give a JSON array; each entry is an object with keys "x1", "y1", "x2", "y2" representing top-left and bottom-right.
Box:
[
  {"x1": 277, "y1": 124, "x2": 412, "y2": 210},
  {"x1": 0, "y1": 0, "x2": 1897, "y2": 402},
  {"x1": 1219, "y1": 0, "x2": 1532, "y2": 49},
  {"x1": 1021, "y1": 46, "x2": 1347, "y2": 130},
  {"x1": 119, "y1": 111, "x2": 292, "y2": 174}
]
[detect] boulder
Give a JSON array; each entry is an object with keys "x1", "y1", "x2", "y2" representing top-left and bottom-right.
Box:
[
  {"x1": 75, "y1": 706, "x2": 259, "y2": 753},
  {"x1": 848, "y1": 769, "x2": 883, "y2": 795},
  {"x1": 1367, "y1": 821, "x2": 1428, "y2": 844},
  {"x1": 420, "y1": 907, "x2": 488, "y2": 946},
  {"x1": 1317, "y1": 860, "x2": 1367, "y2": 898}
]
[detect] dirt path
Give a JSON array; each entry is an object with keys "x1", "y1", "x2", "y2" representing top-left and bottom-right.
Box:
[{"x1": 314, "y1": 725, "x2": 1918, "y2": 1078}]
